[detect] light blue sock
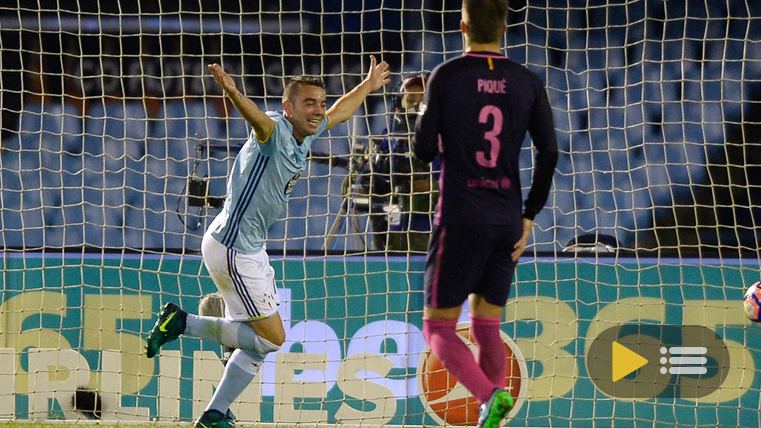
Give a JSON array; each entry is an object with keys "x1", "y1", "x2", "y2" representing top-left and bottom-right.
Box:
[
  {"x1": 185, "y1": 314, "x2": 237, "y2": 346},
  {"x1": 206, "y1": 349, "x2": 264, "y2": 413},
  {"x1": 185, "y1": 314, "x2": 281, "y2": 354}
]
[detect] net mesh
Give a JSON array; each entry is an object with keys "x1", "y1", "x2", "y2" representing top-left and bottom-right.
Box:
[{"x1": 0, "y1": 1, "x2": 760, "y2": 427}]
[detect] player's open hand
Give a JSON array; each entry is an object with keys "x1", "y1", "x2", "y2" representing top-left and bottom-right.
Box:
[
  {"x1": 511, "y1": 218, "x2": 533, "y2": 261},
  {"x1": 365, "y1": 55, "x2": 391, "y2": 92},
  {"x1": 207, "y1": 63, "x2": 238, "y2": 94}
]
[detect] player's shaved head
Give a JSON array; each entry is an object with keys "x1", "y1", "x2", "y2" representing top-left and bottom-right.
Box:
[
  {"x1": 283, "y1": 76, "x2": 325, "y2": 103},
  {"x1": 462, "y1": 0, "x2": 508, "y2": 44}
]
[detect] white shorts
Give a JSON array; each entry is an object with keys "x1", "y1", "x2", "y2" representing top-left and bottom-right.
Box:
[{"x1": 201, "y1": 233, "x2": 281, "y2": 321}]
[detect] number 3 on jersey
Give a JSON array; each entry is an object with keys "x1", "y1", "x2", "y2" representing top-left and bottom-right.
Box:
[{"x1": 476, "y1": 105, "x2": 502, "y2": 168}]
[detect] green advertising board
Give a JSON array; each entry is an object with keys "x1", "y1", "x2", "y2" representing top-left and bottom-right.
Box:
[{"x1": 0, "y1": 253, "x2": 759, "y2": 427}]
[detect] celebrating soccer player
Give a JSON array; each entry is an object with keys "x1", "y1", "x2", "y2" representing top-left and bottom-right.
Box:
[
  {"x1": 144, "y1": 57, "x2": 390, "y2": 428},
  {"x1": 412, "y1": 1, "x2": 559, "y2": 427}
]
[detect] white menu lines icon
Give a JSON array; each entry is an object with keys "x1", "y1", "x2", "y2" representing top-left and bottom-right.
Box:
[{"x1": 659, "y1": 346, "x2": 708, "y2": 375}]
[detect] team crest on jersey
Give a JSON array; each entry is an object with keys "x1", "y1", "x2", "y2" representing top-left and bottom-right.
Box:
[{"x1": 284, "y1": 172, "x2": 301, "y2": 195}]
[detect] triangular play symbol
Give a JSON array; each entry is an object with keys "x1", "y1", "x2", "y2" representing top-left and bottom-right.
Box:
[{"x1": 611, "y1": 341, "x2": 649, "y2": 382}]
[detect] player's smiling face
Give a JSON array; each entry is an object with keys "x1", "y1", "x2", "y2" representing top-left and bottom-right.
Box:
[{"x1": 284, "y1": 85, "x2": 327, "y2": 141}]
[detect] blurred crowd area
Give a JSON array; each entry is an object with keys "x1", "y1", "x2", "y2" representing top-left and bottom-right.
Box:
[{"x1": 1, "y1": 1, "x2": 761, "y2": 255}]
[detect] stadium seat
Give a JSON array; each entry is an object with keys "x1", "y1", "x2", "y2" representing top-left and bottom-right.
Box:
[
  {"x1": 18, "y1": 102, "x2": 83, "y2": 153},
  {"x1": 60, "y1": 190, "x2": 85, "y2": 228},
  {"x1": 17, "y1": 102, "x2": 43, "y2": 150},
  {"x1": 87, "y1": 100, "x2": 148, "y2": 141},
  {"x1": 221, "y1": 114, "x2": 251, "y2": 143},
  {"x1": 86, "y1": 101, "x2": 147, "y2": 177},
  {"x1": 155, "y1": 99, "x2": 203, "y2": 140},
  {"x1": 123, "y1": 101, "x2": 149, "y2": 141}
]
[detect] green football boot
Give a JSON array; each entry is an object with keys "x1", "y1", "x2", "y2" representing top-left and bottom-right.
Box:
[
  {"x1": 145, "y1": 302, "x2": 187, "y2": 358},
  {"x1": 194, "y1": 409, "x2": 236, "y2": 428},
  {"x1": 476, "y1": 388, "x2": 514, "y2": 428}
]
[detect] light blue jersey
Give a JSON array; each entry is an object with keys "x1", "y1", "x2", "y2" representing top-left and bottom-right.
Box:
[{"x1": 208, "y1": 111, "x2": 330, "y2": 254}]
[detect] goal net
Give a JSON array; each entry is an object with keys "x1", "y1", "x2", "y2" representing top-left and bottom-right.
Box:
[{"x1": 0, "y1": 1, "x2": 759, "y2": 427}]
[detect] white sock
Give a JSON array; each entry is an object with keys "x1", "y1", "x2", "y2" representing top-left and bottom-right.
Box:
[{"x1": 206, "y1": 349, "x2": 264, "y2": 413}]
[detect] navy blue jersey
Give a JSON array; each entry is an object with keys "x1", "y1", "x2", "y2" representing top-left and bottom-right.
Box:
[{"x1": 412, "y1": 51, "x2": 558, "y2": 226}]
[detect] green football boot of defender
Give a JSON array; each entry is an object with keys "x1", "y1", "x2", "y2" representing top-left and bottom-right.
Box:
[
  {"x1": 476, "y1": 388, "x2": 514, "y2": 428},
  {"x1": 145, "y1": 302, "x2": 187, "y2": 358},
  {"x1": 194, "y1": 409, "x2": 236, "y2": 428}
]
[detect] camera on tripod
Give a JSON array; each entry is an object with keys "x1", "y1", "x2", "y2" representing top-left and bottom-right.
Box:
[{"x1": 177, "y1": 137, "x2": 241, "y2": 231}]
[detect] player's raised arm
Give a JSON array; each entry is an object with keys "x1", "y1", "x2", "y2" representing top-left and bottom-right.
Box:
[
  {"x1": 208, "y1": 63, "x2": 275, "y2": 142},
  {"x1": 326, "y1": 55, "x2": 390, "y2": 129}
]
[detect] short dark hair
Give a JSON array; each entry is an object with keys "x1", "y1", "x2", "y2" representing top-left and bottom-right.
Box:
[
  {"x1": 283, "y1": 76, "x2": 325, "y2": 102},
  {"x1": 463, "y1": 0, "x2": 508, "y2": 44}
]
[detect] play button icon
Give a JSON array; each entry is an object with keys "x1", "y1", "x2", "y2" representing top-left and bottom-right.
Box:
[
  {"x1": 587, "y1": 324, "x2": 730, "y2": 399},
  {"x1": 611, "y1": 341, "x2": 649, "y2": 382}
]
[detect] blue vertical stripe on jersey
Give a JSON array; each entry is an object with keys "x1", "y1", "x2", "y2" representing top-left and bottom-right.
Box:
[
  {"x1": 227, "y1": 248, "x2": 260, "y2": 318},
  {"x1": 221, "y1": 155, "x2": 270, "y2": 247}
]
